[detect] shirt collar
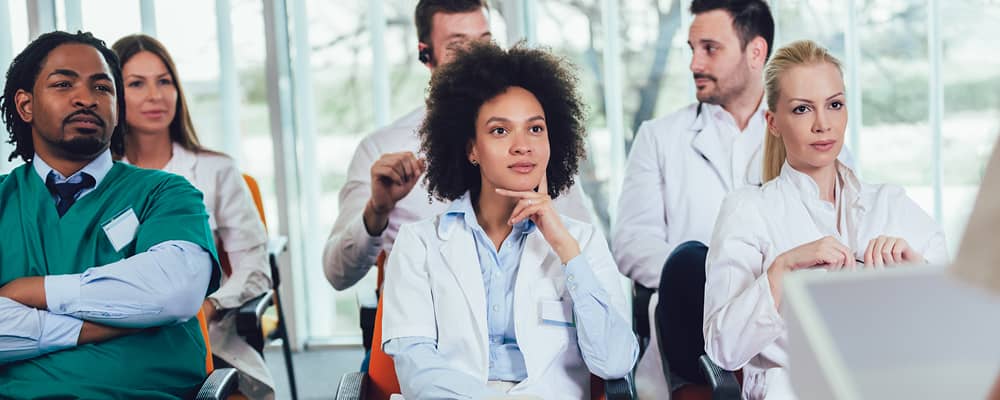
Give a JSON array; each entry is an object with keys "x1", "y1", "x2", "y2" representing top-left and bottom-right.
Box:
[
  {"x1": 33, "y1": 149, "x2": 113, "y2": 185},
  {"x1": 437, "y1": 191, "x2": 536, "y2": 238}
]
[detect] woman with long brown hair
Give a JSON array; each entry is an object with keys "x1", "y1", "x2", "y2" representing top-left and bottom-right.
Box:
[{"x1": 112, "y1": 34, "x2": 274, "y2": 399}]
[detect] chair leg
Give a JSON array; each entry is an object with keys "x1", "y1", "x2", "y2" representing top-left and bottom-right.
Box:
[{"x1": 274, "y1": 288, "x2": 299, "y2": 400}]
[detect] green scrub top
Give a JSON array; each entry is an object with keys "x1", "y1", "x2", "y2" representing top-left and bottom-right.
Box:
[{"x1": 0, "y1": 161, "x2": 221, "y2": 399}]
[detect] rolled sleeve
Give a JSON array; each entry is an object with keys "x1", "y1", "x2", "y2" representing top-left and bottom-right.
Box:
[
  {"x1": 0, "y1": 297, "x2": 83, "y2": 364},
  {"x1": 563, "y1": 250, "x2": 639, "y2": 379},
  {"x1": 42, "y1": 240, "x2": 211, "y2": 328}
]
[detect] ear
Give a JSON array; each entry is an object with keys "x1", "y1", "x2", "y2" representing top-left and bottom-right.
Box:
[
  {"x1": 466, "y1": 138, "x2": 478, "y2": 164},
  {"x1": 14, "y1": 89, "x2": 33, "y2": 124},
  {"x1": 749, "y1": 36, "x2": 768, "y2": 70},
  {"x1": 765, "y1": 109, "x2": 780, "y2": 137},
  {"x1": 418, "y1": 42, "x2": 433, "y2": 69}
]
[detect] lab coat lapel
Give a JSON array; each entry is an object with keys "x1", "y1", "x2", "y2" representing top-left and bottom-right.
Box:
[
  {"x1": 439, "y1": 224, "x2": 489, "y2": 341},
  {"x1": 513, "y1": 230, "x2": 555, "y2": 385},
  {"x1": 690, "y1": 109, "x2": 733, "y2": 189}
]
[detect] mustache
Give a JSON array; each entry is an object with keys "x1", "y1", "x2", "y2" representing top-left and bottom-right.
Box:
[
  {"x1": 693, "y1": 73, "x2": 717, "y2": 82},
  {"x1": 63, "y1": 109, "x2": 106, "y2": 127}
]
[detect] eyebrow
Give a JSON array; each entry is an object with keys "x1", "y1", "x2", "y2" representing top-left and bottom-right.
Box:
[
  {"x1": 126, "y1": 72, "x2": 170, "y2": 79},
  {"x1": 48, "y1": 69, "x2": 79, "y2": 79},
  {"x1": 484, "y1": 115, "x2": 545, "y2": 125},
  {"x1": 787, "y1": 92, "x2": 846, "y2": 104}
]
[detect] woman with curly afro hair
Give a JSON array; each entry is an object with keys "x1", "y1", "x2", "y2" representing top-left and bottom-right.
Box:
[{"x1": 380, "y1": 41, "x2": 638, "y2": 399}]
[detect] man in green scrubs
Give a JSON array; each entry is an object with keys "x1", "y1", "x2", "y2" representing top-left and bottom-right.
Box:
[{"x1": 0, "y1": 31, "x2": 220, "y2": 399}]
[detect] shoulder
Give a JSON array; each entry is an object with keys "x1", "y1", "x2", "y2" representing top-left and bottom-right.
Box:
[
  {"x1": 636, "y1": 103, "x2": 700, "y2": 138},
  {"x1": 364, "y1": 109, "x2": 423, "y2": 148},
  {"x1": 113, "y1": 162, "x2": 200, "y2": 196}
]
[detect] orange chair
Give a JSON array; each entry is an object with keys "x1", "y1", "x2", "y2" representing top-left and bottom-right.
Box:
[
  {"x1": 194, "y1": 309, "x2": 239, "y2": 399},
  {"x1": 335, "y1": 251, "x2": 635, "y2": 400},
  {"x1": 230, "y1": 174, "x2": 298, "y2": 400}
]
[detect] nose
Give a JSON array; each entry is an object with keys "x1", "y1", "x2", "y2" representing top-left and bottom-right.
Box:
[
  {"x1": 812, "y1": 110, "x2": 831, "y2": 134},
  {"x1": 72, "y1": 87, "x2": 97, "y2": 109},
  {"x1": 148, "y1": 84, "x2": 164, "y2": 101},
  {"x1": 690, "y1": 51, "x2": 705, "y2": 74},
  {"x1": 510, "y1": 131, "x2": 532, "y2": 156}
]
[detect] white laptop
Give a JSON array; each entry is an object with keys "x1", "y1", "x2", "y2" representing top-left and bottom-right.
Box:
[{"x1": 783, "y1": 266, "x2": 1000, "y2": 399}]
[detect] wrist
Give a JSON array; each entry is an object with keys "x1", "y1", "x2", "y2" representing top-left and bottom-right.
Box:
[
  {"x1": 552, "y1": 238, "x2": 581, "y2": 265},
  {"x1": 363, "y1": 199, "x2": 391, "y2": 236}
]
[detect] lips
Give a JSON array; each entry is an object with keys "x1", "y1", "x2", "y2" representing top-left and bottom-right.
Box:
[
  {"x1": 65, "y1": 114, "x2": 103, "y2": 127},
  {"x1": 142, "y1": 110, "x2": 168, "y2": 119},
  {"x1": 508, "y1": 161, "x2": 536, "y2": 173},
  {"x1": 810, "y1": 140, "x2": 836, "y2": 152}
]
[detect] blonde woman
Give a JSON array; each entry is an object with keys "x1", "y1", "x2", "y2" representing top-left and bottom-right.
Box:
[{"x1": 702, "y1": 40, "x2": 947, "y2": 399}]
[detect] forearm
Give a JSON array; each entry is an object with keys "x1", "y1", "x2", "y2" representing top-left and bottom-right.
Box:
[
  {"x1": 563, "y1": 256, "x2": 639, "y2": 379},
  {"x1": 323, "y1": 214, "x2": 383, "y2": 290},
  {"x1": 0, "y1": 297, "x2": 81, "y2": 364},
  {"x1": 0, "y1": 276, "x2": 46, "y2": 310},
  {"x1": 209, "y1": 244, "x2": 271, "y2": 309},
  {"x1": 78, "y1": 321, "x2": 138, "y2": 345},
  {"x1": 45, "y1": 241, "x2": 212, "y2": 328},
  {"x1": 384, "y1": 337, "x2": 501, "y2": 400}
]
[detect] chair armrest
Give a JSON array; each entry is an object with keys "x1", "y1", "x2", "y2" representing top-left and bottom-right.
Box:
[
  {"x1": 356, "y1": 290, "x2": 378, "y2": 351},
  {"x1": 194, "y1": 368, "x2": 239, "y2": 400},
  {"x1": 604, "y1": 375, "x2": 636, "y2": 400},
  {"x1": 335, "y1": 371, "x2": 367, "y2": 400},
  {"x1": 632, "y1": 284, "x2": 655, "y2": 357},
  {"x1": 698, "y1": 355, "x2": 741, "y2": 400},
  {"x1": 237, "y1": 290, "x2": 275, "y2": 352}
]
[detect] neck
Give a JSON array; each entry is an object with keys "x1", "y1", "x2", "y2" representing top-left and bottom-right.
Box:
[
  {"x1": 38, "y1": 153, "x2": 91, "y2": 178},
  {"x1": 474, "y1": 184, "x2": 517, "y2": 250},
  {"x1": 797, "y1": 162, "x2": 839, "y2": 203},
  {"x1": 720, "y1": 84, "x2": 764, "y2": 131},
  {"x1": 125, "y1": 129, "x2": 173, "y2": 169}
]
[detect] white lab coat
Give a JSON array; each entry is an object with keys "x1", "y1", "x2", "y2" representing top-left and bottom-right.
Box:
[
  {"x1": 703, "y1": 161, "x2": 948, "y2": 399},
  {"x1": 125, "y1": 144, "x2": 275, "y2": 399},
  {"x1": 323, "y1": 107, "x2": 599, "y2": 290},
  {"x1": 381, "y1": 213, "x2": 631, "y2": 400},
  {"x1": 613, "y1": 102, "x2": 768, "y2": 397}
]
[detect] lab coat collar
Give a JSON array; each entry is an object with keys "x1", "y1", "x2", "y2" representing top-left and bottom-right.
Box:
[
  {"x1": 778, "y1": 159, "x2": 865, "y2": 213},
  {"x1": 163, "y1": 142, "x2": 197, "y2": 174}
]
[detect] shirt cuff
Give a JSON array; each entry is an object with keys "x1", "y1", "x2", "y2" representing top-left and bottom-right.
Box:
[
  {"x1": 38, "y1": 311, "x2": 84, "y2": 351},
  {"x1": 44, "y1": 274, "x2": 82, "y2": 315},
  {"x1": 563, "y1": 255, "x2": 607, "y2": 299}
]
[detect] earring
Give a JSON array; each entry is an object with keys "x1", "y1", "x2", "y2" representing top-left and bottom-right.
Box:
[{"x1": 470, "y1": 159, "x2": 479, "y2": 166}]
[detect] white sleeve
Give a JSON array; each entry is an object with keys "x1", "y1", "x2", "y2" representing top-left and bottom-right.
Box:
[
  {"x1": 553, "y1": 179, "x2": 599, "y2": 227},
  {"x1": 322, "y1": 138, "x2": 384, "y2": 290},
  {"x1": 380, "y1": 225, "x2": 438, "y2": 344},
  {"x1": 612, "y1": 122, "x2": 673, "y2": 288},
  {"x1": 702, "y1": 193, "x2": 785, "y2": 371},
  {"x1": 207, "y1": 161, "x2": 272, "y2": 309}
]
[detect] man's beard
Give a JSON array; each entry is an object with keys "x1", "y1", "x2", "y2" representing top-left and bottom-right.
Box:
[{"x1": 46, "y1": 132, "x2": 111, "y2": 161}]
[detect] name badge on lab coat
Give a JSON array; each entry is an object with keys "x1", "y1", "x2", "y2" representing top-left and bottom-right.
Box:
[
  {"x1": 540, "y1": 299, "x2": 575, "y2": 327},
  {"x1": 103, "y1": 208, "x2": 139, "y2": 252}
]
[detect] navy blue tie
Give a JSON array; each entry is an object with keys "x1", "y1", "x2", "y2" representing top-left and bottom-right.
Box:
[{"x1": 45, "y1": 172, "x2": 96, "y2": 217}]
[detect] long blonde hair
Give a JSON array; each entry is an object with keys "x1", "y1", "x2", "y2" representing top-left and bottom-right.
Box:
[{"x1": 762, "y1": 40, "x2": 844, "y2": 182}]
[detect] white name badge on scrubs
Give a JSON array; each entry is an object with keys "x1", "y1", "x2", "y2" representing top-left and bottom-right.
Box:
[
  {"x1": 540, "y1": 299, "x2": 575, "y2": 327},
  {"x1": 103, "y1": 208, "x2": 139, "y2": 252}
]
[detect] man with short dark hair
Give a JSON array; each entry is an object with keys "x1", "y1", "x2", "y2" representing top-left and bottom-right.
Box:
[
  {"x1": 0, "y1": 31, "x2": 219, "y2": 398},
  {"x1": 612, "y1": 0, "x2": 776, "y2": 395},
  {"x1": 322, "y1": 0, "x2": 595, "y2": 291}
]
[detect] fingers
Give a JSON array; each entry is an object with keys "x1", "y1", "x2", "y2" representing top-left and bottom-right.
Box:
[
  {"x1": 508, "y1": 197, "x2": 552, "y2": 225},
  {"x1": 889, "y1": 238, "x2": 906, "y2": 264},
  {"x1": 495, "y1": 188, "x2": 541, "y2": 199},
  {"x1": 373, "y1": 152, "x2": 422, "y2": 184},
  {"x1": 864, "y1": 239, "x2": 875, "y2": 267},
  {"x1": 372, "y1": 165, "x2": 404, "y2": 185},
  {"x1": 871, "y1": 236, "x2": 887, "y2": 267}
]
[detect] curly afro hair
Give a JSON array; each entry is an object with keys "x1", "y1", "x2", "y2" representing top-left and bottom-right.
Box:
[{"x1": 420, "y1": 41, "x2": 587, "y2": 202}]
